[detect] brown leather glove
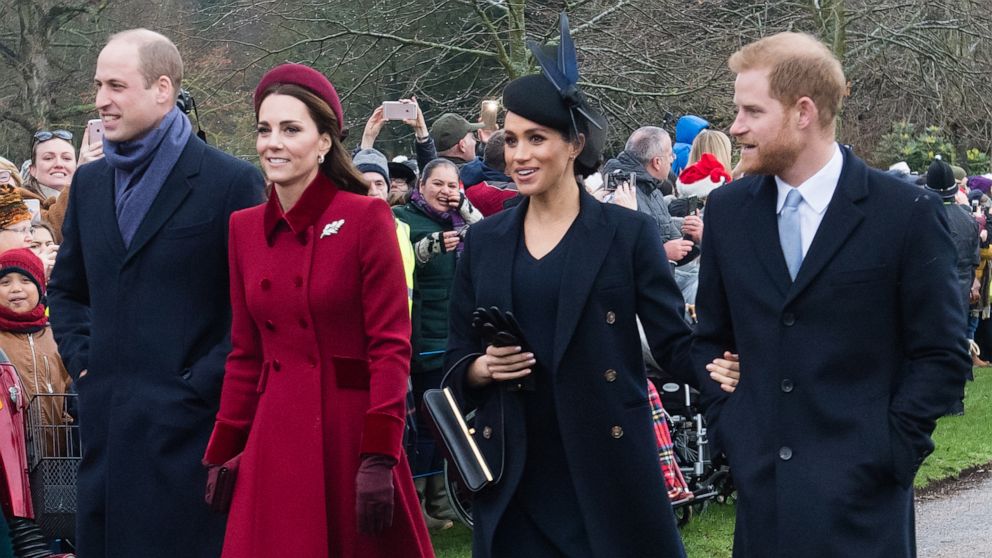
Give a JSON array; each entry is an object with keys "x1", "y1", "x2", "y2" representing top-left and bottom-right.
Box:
[{"x1": 355, "y1": 454, "x2": 396, "y2": 534}]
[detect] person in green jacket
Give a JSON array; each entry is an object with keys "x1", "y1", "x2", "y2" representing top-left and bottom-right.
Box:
[{"x1": 393, "y1": 158, "x2": 482, "y2": 526}]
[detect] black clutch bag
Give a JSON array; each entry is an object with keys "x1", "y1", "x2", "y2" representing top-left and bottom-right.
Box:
[{"x1": 423, "y1": 386, "x2": 495, "y2": 493}]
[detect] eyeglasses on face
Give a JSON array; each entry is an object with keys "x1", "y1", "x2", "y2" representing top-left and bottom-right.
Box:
[
  {"x1": 1, "y1": 225, "x2": 33, "y2": 236},
  {"x1": 33, "y1": 130, "x2": 74, "y2": 145}
]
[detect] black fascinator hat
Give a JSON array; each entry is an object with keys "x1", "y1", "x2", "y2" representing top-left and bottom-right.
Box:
[{"x1": 502, "y1": 12, "x2": 608, "y2": 176}]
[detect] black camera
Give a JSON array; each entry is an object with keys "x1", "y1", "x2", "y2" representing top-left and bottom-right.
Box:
[
  {"x1": 684, "y1": 196, "x2": 700, "y2": 215},
  {"x1": 176, "y1": 89, "x2": 195, "y2": 115},
  {"x1": 604, "y1": 170, "x2": 636, "y2": 192}
]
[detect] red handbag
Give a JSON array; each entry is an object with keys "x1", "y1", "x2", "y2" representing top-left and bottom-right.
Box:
[{"x1": 204, "y1": 454, "x2": 241, "y2": 513}]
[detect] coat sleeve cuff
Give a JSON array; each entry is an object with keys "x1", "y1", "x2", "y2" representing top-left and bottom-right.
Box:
[
  {"x1": 359, "y1": 412, "x2": 405, "y2": 461},
  {"x1": 203, "y1": 421, "x2": 249, "y2": 465}
]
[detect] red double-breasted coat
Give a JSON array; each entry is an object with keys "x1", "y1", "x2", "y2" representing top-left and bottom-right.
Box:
[{"x1": 204, "y1": 173, "x2": 433, "y2": 558}]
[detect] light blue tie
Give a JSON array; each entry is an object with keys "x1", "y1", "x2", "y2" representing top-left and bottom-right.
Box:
[{"x1": 779, "y1": 189, "x2": 804, "y2": 280}]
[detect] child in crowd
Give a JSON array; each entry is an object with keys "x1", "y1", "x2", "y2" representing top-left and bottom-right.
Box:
[{"x1": 0, "y1": 248, "x2": 72, "y2": 455}]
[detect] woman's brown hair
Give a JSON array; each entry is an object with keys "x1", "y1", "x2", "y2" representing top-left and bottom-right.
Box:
[{"x1": 257, "y1": 84, "x2": 368, "y2": 195}]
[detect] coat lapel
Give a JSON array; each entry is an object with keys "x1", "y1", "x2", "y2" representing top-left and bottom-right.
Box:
[
  {"x1": 551, "y1": 191, "x2": 616, "y2": 372},
  {"x1": 744, "y1": 175, "x2": 792, "y2": 298},
  {"x1": 95, "y1": 163, "x2": 127, "y2": 260},
  {"x1": 123, "y1": 137, "x2": 203, "y2": 265},
  {"x1": 483, "y1": 197, "x2": 527, "y2": 314},
  {"x1": 785, "y1": 149, "x2": 868, "y2": 305}
]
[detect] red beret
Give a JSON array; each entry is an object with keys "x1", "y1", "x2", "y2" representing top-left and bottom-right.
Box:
[{"x1": 254, "y1": 63, "x2": 344, "y2": 132}]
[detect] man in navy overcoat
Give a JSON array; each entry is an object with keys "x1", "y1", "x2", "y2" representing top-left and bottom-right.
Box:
[
  {"x1": 48, "y1": 30, "x2": 264, "y2": 556},
  {"x1": 694, "y1": 33, "x2": 969, "y2": 557}
]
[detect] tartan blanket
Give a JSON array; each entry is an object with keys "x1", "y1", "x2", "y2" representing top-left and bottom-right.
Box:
[{"x1": 647, "y1": 380, "x2": 693, "y2": 502}]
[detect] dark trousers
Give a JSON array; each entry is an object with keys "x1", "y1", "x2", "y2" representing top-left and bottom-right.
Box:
[{"x1": 492, "y1": 495, "x2": 594, "y2": 558}]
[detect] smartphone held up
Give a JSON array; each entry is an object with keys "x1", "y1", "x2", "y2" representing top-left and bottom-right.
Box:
[
  {"x1": 480, "y1": 100, "x2": 500, "y2": 130},
  {"x1": 382, "y1": 101, "x2": 417, "y2": 121},
  {"x1": 87, "y1": 119, "x2": 105, "y2": 145}
]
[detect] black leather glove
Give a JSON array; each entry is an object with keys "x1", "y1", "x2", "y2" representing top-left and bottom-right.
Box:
[
  {"x1": 355, "y1": 454, "x2": 396, "y2": 534},
  {"x1": 472, "y1": 306, "x2": 535, "y2": 391}
]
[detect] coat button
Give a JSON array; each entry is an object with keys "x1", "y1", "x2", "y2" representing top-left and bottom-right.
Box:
[
  {"x1": 482, "y1": 426, "x2": 493, "y2": 439},
  {"x1": 307, "y1": 355, "x2": 318, "y2": 367},
  {"x1": 272, "y1": 360, "x2": 281, "y2": 371},
  {"x1": 606, "y1": 311, "x2": 617, "y2": 324},
  {"x1": 779, "y1": 446, "x2": 793, "y2": 461},
  {"x1": 604, "y1": 369, "x2": 618, "y2": 382},
  {"x1": 260, "y1": 278, "x2": 271, "y2": 290},
  {"x1": 265, "y1": 320, "x2": 275, "y2": 331},
  {"x1": 781, "y1": 379, "x2": 794, "y2": 393},
  {"x1": 299, "y1": 318, "x2": 309, "y2": 329},
  {"x1": 782, "y1": 312, "x2": 796, "y2": 326},
  {"x1": 294, "y1": 276, "x2": 304, "y2": 288},
  {"x1": 611, "y1": 426, "x2": 624, "y2": 439}
]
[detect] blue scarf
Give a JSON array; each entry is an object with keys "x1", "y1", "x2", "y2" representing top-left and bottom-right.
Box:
[{"x1": 103, "y1": 107, "x2": 192, "y2": 247}]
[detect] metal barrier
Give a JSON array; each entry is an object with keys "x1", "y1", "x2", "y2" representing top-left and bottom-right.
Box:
[{"x1": 24, "y1": 393, "x2": 79, "y2": 541}]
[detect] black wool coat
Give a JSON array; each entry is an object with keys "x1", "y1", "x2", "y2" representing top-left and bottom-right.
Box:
[
  {"x1": 48, "y1": 136, "x2": 265, "y2": 557},
  {"x1": 693, "y1": 148, "x2": 969, "y2": 558},
  {"x1": 445, "y1": 190, "x2": 694, "y2": 558}
]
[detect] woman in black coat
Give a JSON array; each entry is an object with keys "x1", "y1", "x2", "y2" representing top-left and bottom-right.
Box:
[{"x1": 444, "y1": 15, "x2": 697, "y2": 558}]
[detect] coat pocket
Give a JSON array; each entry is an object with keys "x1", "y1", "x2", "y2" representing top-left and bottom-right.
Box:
[
  {"x1": 333, "y1": 356, "x2": 371, "y2": 390},
  {"x1": 161, "y1": 219, "x2": 214, "y2": 239},
  {"x1": 256, "y1": 362, "x2": 271, "y2": 394}
]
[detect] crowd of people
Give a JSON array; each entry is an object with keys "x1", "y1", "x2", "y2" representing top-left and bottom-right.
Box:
[{"x1": 0, "y1": 14, "x2": 978, "y2": 558}]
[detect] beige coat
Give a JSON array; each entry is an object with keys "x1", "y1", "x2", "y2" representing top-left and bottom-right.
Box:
[{"x1": 0, "y1": 326, "x2": 72, "y2": 456}]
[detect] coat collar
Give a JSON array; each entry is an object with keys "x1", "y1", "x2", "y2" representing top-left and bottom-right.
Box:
[
  {"x1": 263, "y1": 171, "x2": 339, "y2": 245},
  {"x1": 743, "y1": 146, "x2": 869, "y2": 304}
]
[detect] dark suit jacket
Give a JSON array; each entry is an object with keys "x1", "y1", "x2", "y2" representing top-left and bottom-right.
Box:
[
  {"x1": 693, "y1": 148, "x2": 969, "y2": 558},
  {"x1": 48, "y1": 136, "x2": 265, "y2": 557},
  {"x1": 445, "y1": 190, "x2": 693, "y2": 558}
]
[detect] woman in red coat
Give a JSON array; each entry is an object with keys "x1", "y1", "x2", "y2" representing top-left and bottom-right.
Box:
[{"x1": 203, "y1": 63, "x2": 434, "y2": 558}]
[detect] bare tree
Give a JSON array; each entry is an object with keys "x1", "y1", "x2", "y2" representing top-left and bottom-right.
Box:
[{"x1": 0, "y1": 0, "x2": 109, "y2": 159}]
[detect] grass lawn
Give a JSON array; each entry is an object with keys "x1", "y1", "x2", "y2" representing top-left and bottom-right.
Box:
[{"x1": 433, "y1": 368, "x2": 992, "y2": 557}]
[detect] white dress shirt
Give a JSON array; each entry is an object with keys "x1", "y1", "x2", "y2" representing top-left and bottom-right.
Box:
[{"x1": 775, "y1": 143, "x2": 844, "y2": 257}]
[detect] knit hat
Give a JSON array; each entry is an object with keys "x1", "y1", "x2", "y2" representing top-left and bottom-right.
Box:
[
  {"x1": 888, "y1": 161, "x2": 911, "y2": 175},
  {"x1": 0, "y1": 185, "x2": 31, "y2": 230},
  {"x1": 352, "y1": 148, "x2": 390, "y2": 183},
  {"x1": 501, "y1": 13, "x2": 608, "y2": 175},
  {"x1": 0, "y1": 248, "x2": 45, "y2": 296},
  {"x1": 676, "y1": 153, "x2": 732, "y2": 199},
  {"x1": 430, "y1": 114, "x2": 483, "y2": 152},
  {"x1": 950, "y1": 165, "x2": 967, "y2": 181},
  {"x1": 925, "y1": 158, "x2": 957, "y2": 199},
  {"x1": 254, "y1": 63, "x2": 344, "y2": 135}
]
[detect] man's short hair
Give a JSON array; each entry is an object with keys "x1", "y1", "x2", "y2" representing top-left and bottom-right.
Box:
[
  {"x1": 729, "y1": 32, "x2": 846, "y2": 128},
  {"x1": 624, "y1": 126, "x2": 669, "y2": 167},
  {"x1": 483, "y1": 130, "x2": 506, "y2": 172},
  {"x1": 108, "y1": 29, "x2": 183, "y2": 102}
]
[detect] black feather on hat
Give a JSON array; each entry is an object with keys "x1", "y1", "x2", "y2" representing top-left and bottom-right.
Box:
[{"x1": 502, "y1": 12, "x2": 608, "y2": 175}]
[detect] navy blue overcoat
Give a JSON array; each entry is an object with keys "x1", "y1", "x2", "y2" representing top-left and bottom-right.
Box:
[
  {"x1": 445, "y1": 191, "x2": 695, "y2": 558},
  {"x1": 48, "y1": 136, "x2": 264, "y2": 557},
  {"x1": 693, "y1": 148, "x2": 969, "y2": 558}
]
